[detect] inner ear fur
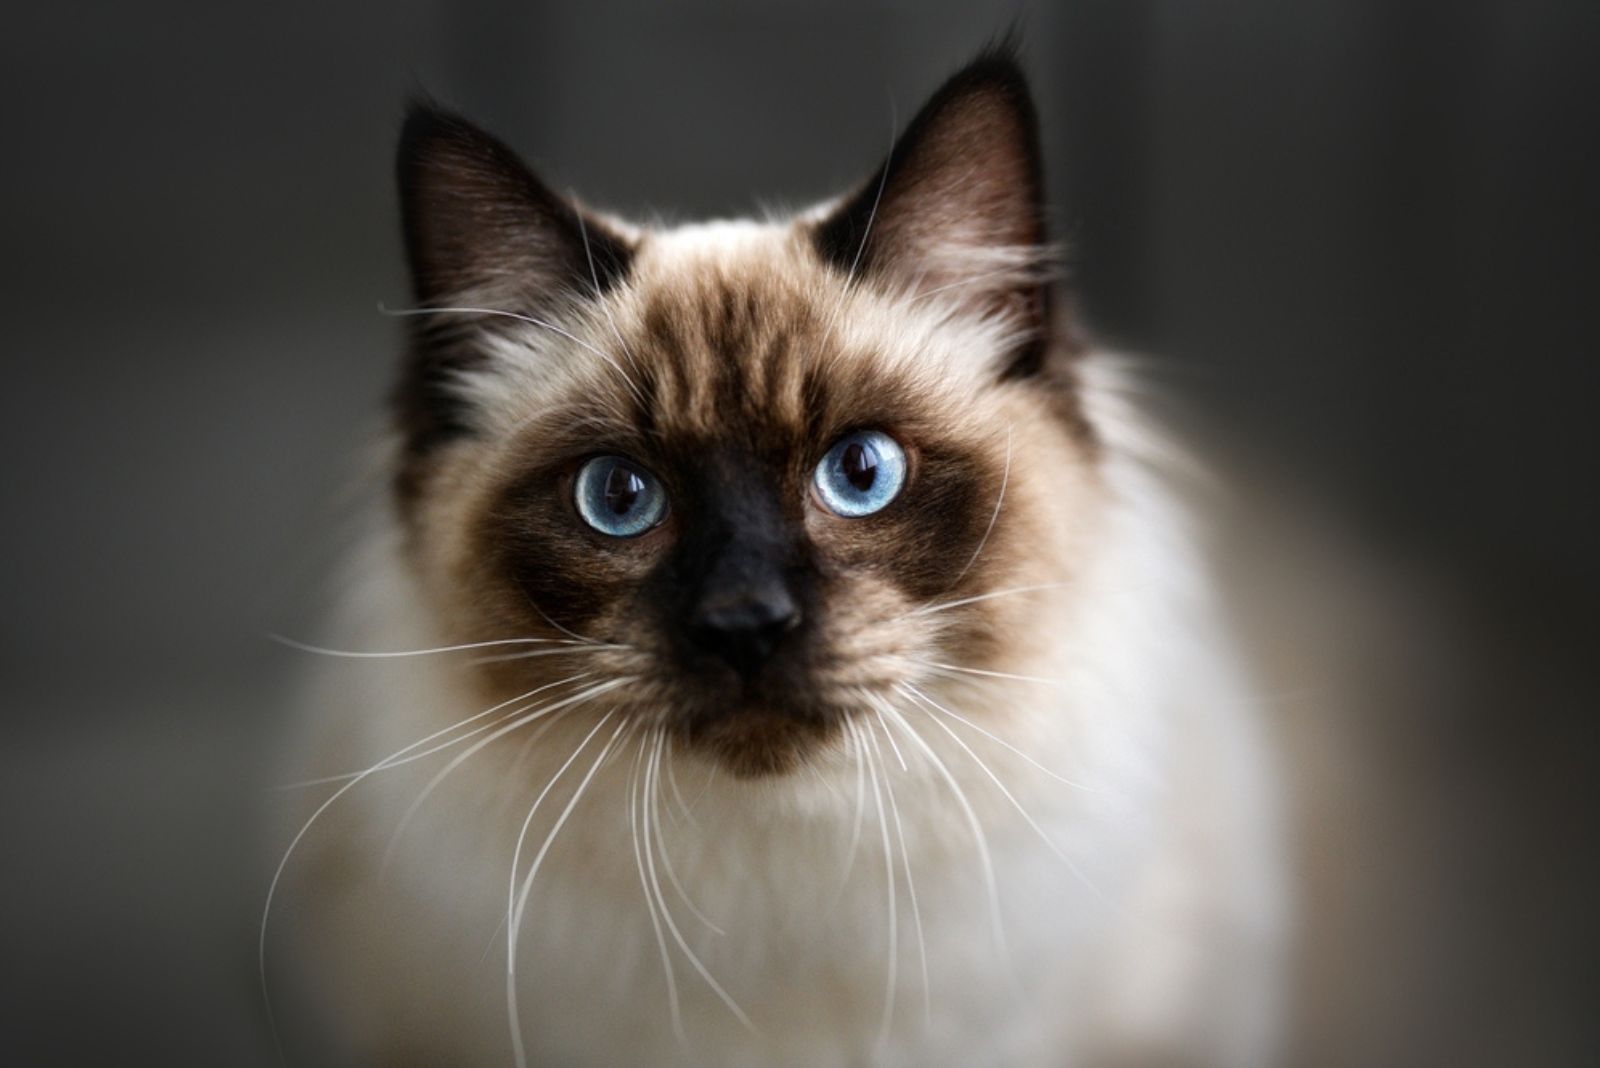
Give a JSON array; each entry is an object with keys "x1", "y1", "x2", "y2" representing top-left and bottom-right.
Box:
[{"x1": 812, "y1": 48, "x2": 1066, "y2": 375}]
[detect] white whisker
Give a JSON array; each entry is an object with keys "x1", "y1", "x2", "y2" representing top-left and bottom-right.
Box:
[
  {"x1": 817, "y1": 97, "x2": 898, "y2": 377},
  {"x1": 901, "y1": 681, "x2": 1099, "y2": 793},
  {"x1": 898, "y1": 580, "x2": 1074, "y2": 621},
  {"x1": 873, "y1": 697, "x2": 1009, "y2": 964},
  {"x1": 664, "y1": 740, "x2": 701, "y2": 829},
  {"x1": 845, "y1": 105, "x2": 896, "y2": 286},
  {"x1": 897, "y1": 685, "x2": 1118, "y2": 914},
  {"x1": 505, "y1": 709, "x2": 624, "y2": 960},
  {"x1": 518, "y1": 590, "x2": 613, "y2": 648},
  {"x1": 629, "y1": 728, "x2": 685, "y2": 1045},
  {"x1": 270, "y1": 633, "x2": 583, "y2": 659},
  {"x1": 508, "y1": 713, "x2": 629, "y2": 1068},
  {"x1": 831, "y1": 721, "x2": 870, "y2": 905},
  {"x1": 942, "y1": 427, "x2": 1011, "y2": 592},
  {"x1": 857, "y1": 718, "x2": 899, "y2": 1048},
  {"x1": 868, "y1": 709, "x2": 930, "y2": 1029},
  {"x1": 468, "y1": 644, "x2": 626, "y2": 666},
  {"x1": 257, "y1": 676, "x2": 620, "y2": 1056},
  {"x1": 476, "y1": 704, "x2": 585, "y2": 968},
  {"x1": 275, "y1": 673, "x2": 593, "y2": 790},
  {"x1": 573, "y1": 199, "x2": 647, "y2": 383},
  {"x1": 870, "y1": 697, "x2": 909, "y2": 772},
  {"x1": 649, "y1": 733, "x2": 723, "y2": 935},
  {"x1": 381, "y1": 677, "x2": 631, "y2": 871},
  {"x1": 894, "y1": 655, "x2": 1072, "y2": 688},
  {"x1": 643, "y1": 731, "x2": 756, "y2": 1033},
  {"x1": 506, "y1": 706, "x2": 581, "y2": 779}
]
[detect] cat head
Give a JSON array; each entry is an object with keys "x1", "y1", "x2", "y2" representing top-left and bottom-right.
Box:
[{"x1": 390, "y1": 49, "x2": 1104, "y2": 776}]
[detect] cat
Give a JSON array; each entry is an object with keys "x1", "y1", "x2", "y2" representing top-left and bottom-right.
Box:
[{"x1": 269, "y1": 46, "x2": 1288, "y2": 1067}]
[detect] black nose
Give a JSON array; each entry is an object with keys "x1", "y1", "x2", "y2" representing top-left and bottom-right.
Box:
[{"x1": 688, "y1": 580, "x2": 801, "y2": 678}]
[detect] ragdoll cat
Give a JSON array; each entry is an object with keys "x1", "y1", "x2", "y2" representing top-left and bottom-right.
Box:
[{"x1": 270, "y1": 48, "x2": 1287, "y2": 1067}]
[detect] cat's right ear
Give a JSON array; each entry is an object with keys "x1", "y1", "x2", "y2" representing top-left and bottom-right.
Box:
[{"x1": 396, "y1": 102, "x2": 632, "y2": 307}]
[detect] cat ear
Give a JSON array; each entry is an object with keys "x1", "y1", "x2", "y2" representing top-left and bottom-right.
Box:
[
  {"x1": 391, "y1": 105, "x2": 634, "y2": 501},
  {"x1": 812, "y1": 49, "x2": 1059, "y2": 372},
  {"x1": 396, "y1": 101, "x2": 632, "y2": 307}
]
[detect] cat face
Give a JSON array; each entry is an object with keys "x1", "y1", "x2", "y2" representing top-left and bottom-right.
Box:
[{"x1": 393, "y1": 55, "x2": 1102, "y2": 775}]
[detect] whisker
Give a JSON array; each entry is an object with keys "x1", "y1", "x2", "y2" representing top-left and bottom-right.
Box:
[
  {"x1": 897, "y1": 685, "x2": 1119, "y2": 915},
  {"x1": 892, "y1": 655, "x2": 1073, "y2": 688},
  {"x1": 508, "y1": 712, "x2": 629, "y2": 1068},
  {"x1": 868, "y1": 694, "x2": 910, "y2": 772},
  {"x1": 844, "y1": 104, "x2": 896, "y2": 286},
  {"x1": 642, "y1": 731, "x2": 756, "y2": 1033},
  {"x1": 830, "y1": 721, "x2": 870, "y2": 906},
  {"x1": 506, "y1": 706, "x2": 582, "y2": 780},
  {"x1": 257, "y1": 676, "x2": 621, "y2": 1056},
  {"x1": 872, "y1": 696, "x2": 1010, "y2": 964},
  {"x1": 896, "y1": 580, "x2": 1075, "y2": 622},
  {"x1": 629, "y1": 727, "x2": 685, "y2": 1045},
  {"x1": 274, "y1": 673, "x2": 593, "y2": 790},
  {"x1": 941, "y1": 427, "x2": 1011, "y2": 593},
  {"x1": 817, "y1": 97, "x2": 898, "y2": 377},
  {"x1": 468, "y1": 644, "x2": 627, "y2": 666},
  {"x1": 476, "y1": 703, "x2": 585, "y2": 968},
  {"x1": 269, "y1": 633, "x2": 584, "y2": 660},
  {"x1": 504, "y1": 709, "x2": 624, "y2": 964},
  {"x1": 867, "y1": 710, "x2": 930, "y2": 1030},
  {"x1": 381, "y1": 677, "x2": 631, "y2": 871},
  {"x1": 900, "y1": 681, "x2": 1100, "y2": 793},
  {"x1": 687, "y1": 758, "x2": 719, "y2": 817},
  {"x1": 663, "y1": 740, "x2": 701, "y2": 830},
  {"x1": 516, "y1": 585, "x2": 613, "y2": 648},
  {"x1": 573, "y1": 199, "x2": 648, "y2": 384},
  {"x1": 649, "y1": 733, "x2": 724, "y2": 935},
  {"x1": 857, "y1": 718, "x2": 898, "y2": 1048}
]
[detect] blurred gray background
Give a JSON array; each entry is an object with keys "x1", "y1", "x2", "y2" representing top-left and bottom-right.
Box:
[{"x1": 3, "y1": 1, "x2": 1596, "y2": 1064}]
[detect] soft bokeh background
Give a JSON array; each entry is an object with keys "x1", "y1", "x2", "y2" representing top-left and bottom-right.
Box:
[{"x1": 3, "y1": 2, "x2": 1596, "y2": 1064}]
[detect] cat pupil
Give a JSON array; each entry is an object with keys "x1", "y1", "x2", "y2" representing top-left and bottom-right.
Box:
[
  {"x1": 842, "y1": 443, "x2": 877, "y2": 491},
  {"x1": 604, "y1": 467, "x2": 643, "y2": 515}
]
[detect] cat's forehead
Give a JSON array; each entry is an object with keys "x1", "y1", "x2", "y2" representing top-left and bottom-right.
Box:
[
  {"x1": 595, "y1": 221, "x2": 986, "y2": 446},
  {"x1": 626, "y1": 226, "x2": 824, "y2": 438}
]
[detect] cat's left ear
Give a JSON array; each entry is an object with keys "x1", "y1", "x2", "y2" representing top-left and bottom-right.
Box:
[{"x1": 812, "y1": 48, "x2": 1063, "y2": 374}]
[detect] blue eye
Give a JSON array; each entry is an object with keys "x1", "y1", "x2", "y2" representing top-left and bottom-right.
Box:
[
  {"x1": 813, "y1": 430, "x2": 907, "y2": 517},
  {"x1": 574, "y1": 456, "x2": 668, "y2": 537}
]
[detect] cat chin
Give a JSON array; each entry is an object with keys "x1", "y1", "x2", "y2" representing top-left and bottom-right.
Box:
[{"x1": 673, "y1": 701, "x2": 845, "y2": 778}]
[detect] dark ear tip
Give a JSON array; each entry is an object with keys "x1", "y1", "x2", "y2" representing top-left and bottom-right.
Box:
[
  {"x1": 398, "y1": 98, "x2": 470, "y2": 163},
  {"x1": 943, "y1": 39, "x2": 1034, "y2": 109},
  {"x1": 395, "y1": 100, "x2": 529, "y2": 209}
]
